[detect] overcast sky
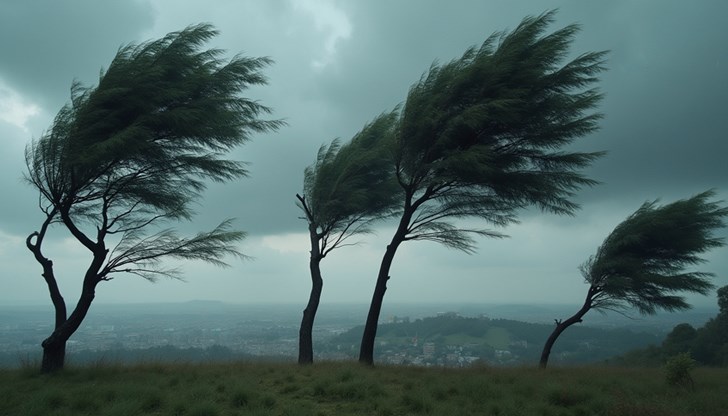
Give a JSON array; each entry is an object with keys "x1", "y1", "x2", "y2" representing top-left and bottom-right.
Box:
[{"x1": 1, "y1": 0, "x2": 726, "y2": 313}]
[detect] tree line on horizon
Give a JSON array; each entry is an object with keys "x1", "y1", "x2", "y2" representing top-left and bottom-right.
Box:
[
  {"x1": 21, "y1": 11, "x2": 727, "y2": 373},
  {"x1": 611, "y1": 285, "x2": 728, "y2": 367}
]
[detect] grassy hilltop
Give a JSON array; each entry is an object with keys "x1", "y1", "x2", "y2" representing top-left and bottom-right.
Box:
[{"x1": 2, "y1": 361, "x2": 727, "y2": 416}]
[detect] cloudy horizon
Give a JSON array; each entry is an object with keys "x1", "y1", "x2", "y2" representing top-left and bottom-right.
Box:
[{"x1": 1, "y1": 1, "x2": 726, "y2": 312}]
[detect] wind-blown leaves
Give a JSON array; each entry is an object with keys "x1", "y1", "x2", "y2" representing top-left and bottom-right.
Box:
[
  {"x1": 26, "y1": 23, "x2": 283, "y2": 229},
  {"x1": 104, "y1": 219, "x2": 246, "y2": 281},
  {"x1": 361, "y1": 11, "x2": 608, "y2": 365},
  {"x1": 299, "y1": 110, "x2": 400, "y2": 255},
  {"x1": 25, "y1": 23, "x2": 280, "y2": 281},
  {"x1": 585, "y1": 191, "x2": 728, "y2": 315},
  {"x1": 296, "y1": 110, "x2": 400, "y2": 364},
  {"x1": 392, "y1": 9, "x2": 606, "y2": 250},
  {"x1": 539, "y1": 192, "x2": 726, "y2": 368}
]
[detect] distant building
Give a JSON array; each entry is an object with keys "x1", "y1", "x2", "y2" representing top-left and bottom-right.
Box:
[{"x1": 423, "y1": 342, "x2": 436, "y2": 358}]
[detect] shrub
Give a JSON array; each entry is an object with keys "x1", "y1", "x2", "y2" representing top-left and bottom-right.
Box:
[{"x1": 664, "y1": 352, "x2": 695, "y2": 390}]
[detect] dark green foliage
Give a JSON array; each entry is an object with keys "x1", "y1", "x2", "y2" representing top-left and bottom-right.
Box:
[
  {"x1": 663, "y1": 324, "x2": 698, "y2": 356},
  {"x1": 694, "y1": 309, "x2": 728, "y2": 365},
  {"x1": 297, "y1": 111, "x2": 400, "y2": 363},
  {"x1": 583, "y1": 191, "x2": 727, "y2": 315},
  {"x1": 664, "y1": 352, "x2": 696, "y2": 389},
  {"x1": 103, "y1": 219, "x2": 245, "y2": 281},
  {"x1": 542, "y1": 193, "x2": 726, "y2": 368},
  {"x1": 26, "y1": 23, "x2": 280, "y2": 280},
  {"x1": 394, "y1": 10, "x2": 606, "y2": 250},
  {"x1": 717, "y1": 286, "x2": 728, "y2": 314},
  {"x1": 27, "y1": 23, "x2": 282, "y2": 228},
  {"x1": 298, "y1": 111, "x2": 400, "y2": 256},
  {"x1": 624, "y1": 286, "x2": 728, "y2": 367},
  {"x1": 695, "y1": 287, "x2": 728, "y2": 365},
  {"x1": 23, "y1": 24, "x2": 280, "y2": 372},
  {"x1": 362, "y1": 9, "x2": 607, "y2": 365}
]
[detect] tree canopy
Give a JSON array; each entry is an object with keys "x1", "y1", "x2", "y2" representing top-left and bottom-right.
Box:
[
  {"x1": 583, "y1": 190, "x2": 727, "y2": 315},
  {"x1": 540, "y1": 191, "x2": 727, "y2": 368},
  {"x1": 298, "y1": 110, "x2": 400, "y2": 256},
  {"x1": 392, "y1": 10, "x2": 606, "y2": 251},
  {"x1": 360, "y1": 10, "x2": 608, "y2": 364},
  {"x1": 296, "y1": 111, "x2": 399, "y2": 363},
  {"x1": 24, "y1": 24, "x2": 281, "y2": 372},
  {"x1": 27, "y1": 24, "x2": 282, "y2": 236}
]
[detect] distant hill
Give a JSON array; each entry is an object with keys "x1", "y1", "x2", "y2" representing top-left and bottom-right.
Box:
[{"x1": 323, "y1": 314, "x2": 661, "y2": 366}]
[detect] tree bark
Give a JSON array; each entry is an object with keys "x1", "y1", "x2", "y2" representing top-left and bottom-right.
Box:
[
  {"x1": 33, "y1": 222, "x2": 105, "y2": 373},
  {"x1": 358, "y1": 242, "x2": 400, "y2": 365},
  {"x1": 359, "y1": 206, "x2": 411, "y2": 365},
  {"x1": 359, "y1": 188, "x2": 421, "y2": 366},
  {"x1": 41, "y1": 283, "x2": 98, "y2": 372},
  {"x1": 41, "y1": 341, "x2": 66, "y2": 373},
  {"x1": 539, "y1": 287, "x2": 594, "y2": 368},
  {"x1": 299, "y1": 226, "x2": 323, "y2": 364}
]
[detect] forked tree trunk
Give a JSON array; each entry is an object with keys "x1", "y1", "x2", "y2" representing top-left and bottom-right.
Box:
[
  {"x1": 299, "y1": 227, "x2": 323, "y2": 364},
  {"x1": 40, "y1": 287, "x2": 98, "y2": 373},
  {"x1": 539, "y1": 289, "x2": 594, "y2": 368}
]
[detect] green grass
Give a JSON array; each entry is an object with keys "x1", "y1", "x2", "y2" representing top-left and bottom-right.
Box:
[{"x1": 1, "y1": 361, "x2": 726, "y2": 416}]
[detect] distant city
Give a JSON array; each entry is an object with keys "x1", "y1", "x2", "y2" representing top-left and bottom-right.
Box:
[{"x1": 0, "y1": 301, "x2": 717, "y2": 368}]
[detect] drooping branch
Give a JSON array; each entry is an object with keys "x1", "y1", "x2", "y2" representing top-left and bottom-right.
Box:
[{"x1": 103, "y1": 220, "x2": 246, "y2": 281}]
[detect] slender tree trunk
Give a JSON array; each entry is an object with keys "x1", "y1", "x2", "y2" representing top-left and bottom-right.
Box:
[
  {"x1": 539, "y1": 288, "x2": 594, "y2": 368},
  {"x1": 26, "y1": 212, "x2": 71, "y2": 373},
  {"x1": 358, "y1": 241, "x2": 401, "y2": 365},
  {"x1": 299, "y1": 227, "x2": 323, "y2": 364},
  {"x1": 359, "y1": 203, "x2": 413, "y2": 365}
]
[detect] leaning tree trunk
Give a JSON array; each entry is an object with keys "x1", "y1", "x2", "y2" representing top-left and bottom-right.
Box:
[
  {"x1": 359, "y1": 201, "x2": 415, "y2": 365},
  {"x1": 359, "y1": 229, "x2": 407, "y2": 365},
  {"x1": 358, "y1": 245, "x2": 395, "y2": 365},
  {"x1": 299, "y1": 227, "x2": 323, "y2": 364},
  {"x1": 539, "y1": 289, "x2": 594, "y2": 368},
  {"x1": 39, "y1": 231, "x2": 104, "y2": 373}
]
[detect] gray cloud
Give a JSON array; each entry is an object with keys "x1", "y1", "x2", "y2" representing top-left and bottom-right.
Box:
[
  {"x1": 1, "y1": 0, "x2": 726, "y2": 308},
  {"x1": 0, "y1": 0, "x2": 155, "y2": 110}
]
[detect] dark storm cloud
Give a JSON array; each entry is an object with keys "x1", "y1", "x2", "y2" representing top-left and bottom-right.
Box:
[
  {"x1": 576, "y1": 0, "x2": 728, "y2": 203},
  {"x1": 0, "y1": 0, "x2": 155, "y2": 110},
  {"x1": 5, "y1": 1, "x2": 725, "y2": 237},
  {"x1": 320, "y1": 0, "x2": 728, "y2": 209},
  {"x1": 1, "y1": 1, "x2": 726, "y2": 306},
  {"x1": 0, "y1": 0, "x2": 155, "y2": 237}
]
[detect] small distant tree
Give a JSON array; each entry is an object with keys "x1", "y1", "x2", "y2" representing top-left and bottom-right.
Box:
[
  {"x1": 296, "y1": 111, "x2": 399, "y2": 364},
  {"x1": 662, "y1": 323, "x2": 698, "y2": 356},
  {"x1": 24, "y1": 24, "x2": 282, "y2": 372},
  {"x1": 718, "y1": 285, "x2": 728, "y2": 314},
  {"x1": 359, "y1": 10, "x2": 607, "y2": 364},
  {"x1": 665, "y1": 352, "x2": 696, "y2": 390},
  {"x1": 539, "y1": 191, "x2": 727, "y2": 368},
  {"x1": 693, "y1": 285, "x2": 728, "y2": 365}
]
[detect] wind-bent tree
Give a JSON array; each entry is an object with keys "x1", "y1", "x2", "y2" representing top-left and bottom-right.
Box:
[
  {"x1": 24, "y1": 24, "x2": 282, "y2": 372},
  {"x1": 296, "y1": 111, "x2": 399, "y2": 364},
  {"x1": 359, "y1": 11, "x2": 607, "y2": 364},
  {"x1": 539, "y1": 191, "x2": 727, "y2": 368}
]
